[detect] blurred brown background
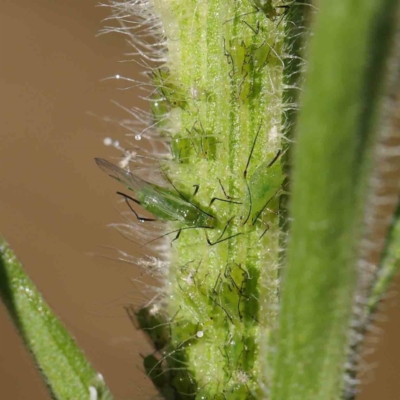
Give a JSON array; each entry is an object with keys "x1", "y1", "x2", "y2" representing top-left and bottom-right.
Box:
[{"x1": 0, "y1": 1, "x2": 399, "y2": 399}]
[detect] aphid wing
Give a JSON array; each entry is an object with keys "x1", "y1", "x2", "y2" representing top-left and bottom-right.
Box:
[
  {"x1": 95, "y1": 158, "x2": 147, "y2": 192},
  {"x1": 143, "y1": 187, "x2": 193, "y2": 222}
]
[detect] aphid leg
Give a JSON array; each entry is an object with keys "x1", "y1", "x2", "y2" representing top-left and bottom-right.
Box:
[
  {"x1": 259, "y1": 222, "x2": 270, "y2": 239},
  {"x1": 210, "y1": 179, "x2": 242, "y2": 206},
  {"x1": 252, "y1": 187, "x2": 282, "y2": 225},
  {"x1": 242, "y1": 19, "x2": 260, "y2": 35},
  {"x1": 161, "y1": 172, "x2": 216, "y2": 221},
  {"x1": 212, "y1": 272, "x2": 222, "y2": 296},
  {"x1": 206, "y1": 232, "x2": 243, "y2": 247},
  {"x1": 144, "y1": 226, "x2": 213, "y2": 247},
  {"x1": 185, "y1": 127, "x2": 201, "y2": 157},
  {"x1": 218, "y1": 178, "x2": 232, "y2": 200},
  {"x1": 208, "y1": 217, "x2": 233, "y2": 244},
  {"x1": 236, "y1": 262, "x2": 252, "y2": 279},
  {"x1": 117, "y1": 191, "x2": 157, "y2": 222},
  {"x1": 172, "y1": 229, "x2": 182, "y2": 242}
]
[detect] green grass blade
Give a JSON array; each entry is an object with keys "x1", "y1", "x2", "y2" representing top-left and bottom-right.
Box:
[
  {"x1": 270, "y1": 1, "x2": 400, "y2": 399},
  {"x1": 0, "y1": 237, "x2": 113, "y2": 400}
]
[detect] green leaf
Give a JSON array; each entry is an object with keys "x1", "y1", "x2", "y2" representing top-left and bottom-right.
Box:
[
  {"x1": 270, "y1": 1, "x2": 400, "y2": 399},
  {"x1": 0, "y1": 237, "x2": 113, "y2": 400}
]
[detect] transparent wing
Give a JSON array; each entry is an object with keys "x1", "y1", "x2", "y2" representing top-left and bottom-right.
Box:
[
  {"x1": 95, "y1": 158, "x2": 151, "y2": 193},
  {"x1": 95, "y1": 158, "x2": 205, "y2": 224}
]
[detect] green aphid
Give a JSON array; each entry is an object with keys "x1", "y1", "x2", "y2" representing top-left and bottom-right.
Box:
[
  {"x1": 171, "y1": 135, "x2": 193, "y2": 163},
  {"x1": 171, "y1": 126, "x2": 218, "y2": 163},
  {"x1": 95, "y1": 158, "x2": 216, "y2": 228},
  {"x1": 135, "y1": 306, "x2": 170, "y2": 351},
  {"x1": 244, "y1": 153, "x2": 282, "y2": 225},
  {"x1": 150, "y1": 95, "x2": 169, "y2": 128},
  {"x1": 242, "y1": 126, "x2": 283, "y2": 226},
  {"x1": 143, "y1": 352, "x2": 197, "y2": 400},
  {"x1": 253, "y1": 0, "x2": 277, "y2": 18},
  {"x1": 253, "y1": 0, "x2": 290, "y2": 20},
  {"x1": 152, "y1": 68, "x2": 187, "y2": 110}
]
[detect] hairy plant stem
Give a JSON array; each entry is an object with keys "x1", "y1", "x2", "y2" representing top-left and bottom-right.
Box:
[{"x1": 147, "y1": 1, "x2": 286, "y2": 397}]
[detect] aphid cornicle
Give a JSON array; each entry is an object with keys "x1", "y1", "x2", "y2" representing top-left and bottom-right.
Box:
[{"x1": 95, "y1": 158, "x2": 216, "y2": 228}]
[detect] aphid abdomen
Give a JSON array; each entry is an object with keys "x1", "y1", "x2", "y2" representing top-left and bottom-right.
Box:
[
  {"x1": 137, "y1": 187, "x2": 180, "y2": 222},
  {"x1": 138, "y1": 187, "x2": 215, "y2": 228}
]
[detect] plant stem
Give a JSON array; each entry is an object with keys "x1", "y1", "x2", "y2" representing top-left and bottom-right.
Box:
[
  {"x1": 145, "y1": 0, "x2": 286, "y2": 397},
  {"x1": 270, "y1": 1, "x2": 400, "y2": 399}
]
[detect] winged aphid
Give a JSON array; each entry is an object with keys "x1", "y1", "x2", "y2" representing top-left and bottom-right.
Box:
[{"x1": 95, "y1": 158, "x2": 216, "y2": 229}]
